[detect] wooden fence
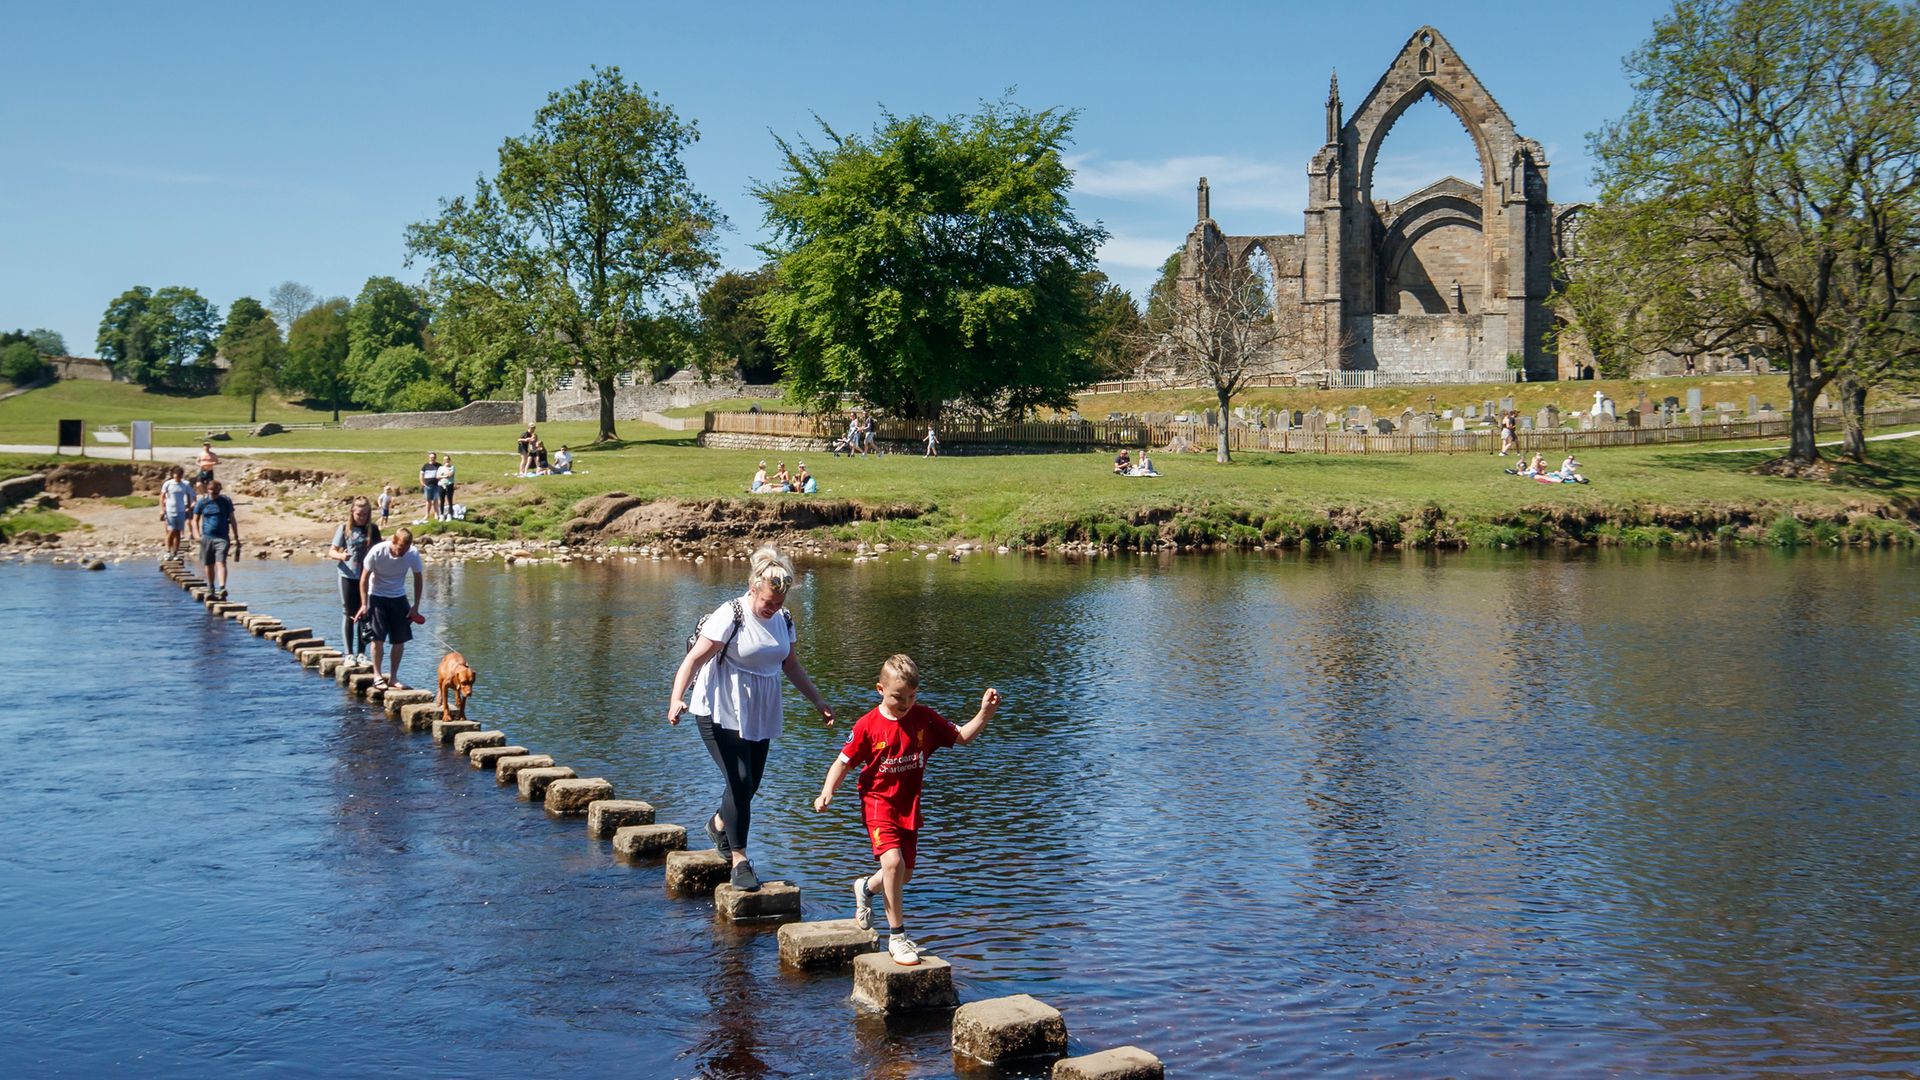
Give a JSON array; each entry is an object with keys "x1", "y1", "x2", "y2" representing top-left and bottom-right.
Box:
[{"x1": 706, "y1": 406, "x2": 1920, "y2": 455}]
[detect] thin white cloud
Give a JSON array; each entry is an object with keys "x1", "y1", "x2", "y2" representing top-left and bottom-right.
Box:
[
  {"x1": 1098, "y1": 232, "x2": 1182, "y2": 270},
  {"x1": 54, "y1": 159, "x2": 346, "y2": 202},
  {"x1": 1068, "y1": 152, "x2": 1301, "y2": 212}
]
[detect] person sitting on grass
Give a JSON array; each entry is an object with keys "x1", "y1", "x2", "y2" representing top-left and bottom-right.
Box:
[
  {"x1": 1113, "y1": 448, "x2": 1132, "y2": 475},
  {"x1": 1560, "y1": 454, "x2": 1585, "y2": 483},
  {"x1": 550, "y1": 445, "x2": 573, "y2": 474},
  {"x1": 814, "y1": 654, "x2": 1000, "y2": 967},
  {"x1": 1530, "y1": 452, "x2": 1548, "y2": 477},
  {"x1": 1133, "y1": 450, "x2": 1159, "y2": 477},
  {"x1": 772, "y1": 462, "x2": 793, "y2": 492},
  {"x1": 751, "y1": 461, "x2": 770, "y2": 493},
  {"x1": 795, "y1": 462, "x2": 815, "y2": 494}
]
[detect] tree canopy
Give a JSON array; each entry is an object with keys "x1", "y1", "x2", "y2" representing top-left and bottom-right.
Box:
[
  {"x1": 753, "y1": 98, "x2": 1108, "y2": 420},
  {"x1": 221, "y1": 313, "x2": 286, "y2": 422},
  {"x1": 699, "y1": 267, "x2": 780, "y2": 383},
  {"x1": 408, "y1": 66, "x2": 724, "y2": 442},
  {"x1": 283, "y1": 298, "x2": 353, "y2": 419},
  {"x1": 99, "y1": 285, "x2": 223, "y2": 389},
  {"x1": 1571, "y1": 0, "x2": 1920, "y2": 465}
]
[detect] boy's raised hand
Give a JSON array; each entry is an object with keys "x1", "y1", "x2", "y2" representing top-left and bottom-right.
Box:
[{"x1": 981, "y1": 687, "x2": 1002, "y2": 715}]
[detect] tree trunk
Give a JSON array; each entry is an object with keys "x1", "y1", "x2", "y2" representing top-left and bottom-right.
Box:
[
  {"x1": 249, "y1": 392, "x2": 259, "y2": 424},
  {"x1": 597, "y1": 377, "x2": 619, "y2": 443},
  {"x1": 331, "y1": 373, "x2": 342, "y2": 422},
  {"x1": 1838, "y1": 373, "x2": 1868, "y2": 462},
  {"x1": 1215, "y1": 386, "x2": 1232, "y2": 464},
  {"x1": 1785, "y1": 348, "x2": 1823, "y2": 465}
]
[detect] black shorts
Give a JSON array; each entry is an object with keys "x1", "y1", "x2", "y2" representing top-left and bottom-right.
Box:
[
  {"x1": 195, "y1": 469, "x2": 213, "y2": 484},
  {"x1": 367, "y1": 593, "x2": 413, "y2": 644},
  {"x1": 339, "y1": 575, "x2": 365, "y2": 618}
]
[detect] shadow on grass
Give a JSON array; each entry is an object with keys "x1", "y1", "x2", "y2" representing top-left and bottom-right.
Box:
[{"x1": 1654, "y1": 443, "x2": 1919, "y2": 493}]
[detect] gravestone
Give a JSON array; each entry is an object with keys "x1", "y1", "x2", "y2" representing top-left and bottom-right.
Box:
[
  {"x1": 1344, "y1": 405, "x2": 1360, "y2": 420},
  {"x1": 1354, "y1": 406, "x2": 1374, "y2": 431},
  {"x1": 1686, "y1": 387, "x2": 1703, "y2": 412},
  {"x1": 1273, "y1": 409, "x2": 1291, "y2": 431},
  {"x1": 1625, "y1": 408, "x2": 1641, "y2": 428},
  {"x1": 1289, "y1": 410, "x2": 1303, "y2": 427},
  {"x1": 1748, "y1": 394, "x2": 1760, "y2": 418},
  {"x1": 1663, "y1": 395, "x2": 1680, "y2": 409},
  {"x1": 1817, "y1": 392, "x2": 1831, "y2": 410},
  {"x1": 1374, "y1": 418, "x2": 1395, "y2": 434},
  {"x1": 1465, "y1": 404, "x2": 1478, "y2": 419},
  {"x1": 1483, "y1": 400, "x2": 1496, "y2": 420},
  {"x1": 1520, "y1": 416, "x2": 1534, "y2": 431},
  {"x1": 1500, "y1": 396, "x2": 1515, "y2": 413},
  {"x1": 1451, "y1": 417, "x2": 1466, "y2": 432},
  {"x1": 1441, "y1": 409, "x2": 1454, "y2": 420},
  {"x1": 1408, "y1": 413, "x2": 1432, "y2": 436},
  {"x1": 1302, "y1": 409, "x2": 1326, "y2": 434},
  {"x1": 1592, "y1": 410, "x2": 1616, "y2": 430},
  {"x1": 1536, "y1": 405, "x2": 1560, "y2": 430},
  {"x1": 1636, "y1": 393, "x2": 1652, "y2": 416},
  {"x1": 1599, "y1": 396, "x2": 1616, "y2": 418},
  {"x1": 1399, "y1": 408, "x2": 1415, "y2": 431}
]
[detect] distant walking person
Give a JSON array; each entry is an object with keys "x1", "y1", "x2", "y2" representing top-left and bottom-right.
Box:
[
  {"x1": 195, "y1": 442, "x2": 220, "y2": 486},
  {"x1": 328, "y1": 496, "x2": 381, "y2": 664},
  {"x1": 924, "y1": 424, "x2": 939, "y2": 458},
  {"x1": 356, "y1": 527, "x2": 425, "y2": 691},
  {"x1": 1498, "y1": 410, "x2": 1517, "y2": 457},
  {"x1": 192, "y1": 479, "x2": 240, "y2": 600},
  {"x1": 159, "y1": 465, "x2": 194, "y2": 560},
  {"x1": 516, "y1": 425, "x2": 534, "y2": 474},
  {"x1": 436, "y1": 453, "x2": 455, "y2": 518},
  {"x1": 419, "y1": 452, "x2": 440, "y2": 522},
  {"x1": 668, "y1": 546, "x2": 835, "y2": 892},
  {"x1": 378, "y1": 484, "x2": 394, "y2": 526}
]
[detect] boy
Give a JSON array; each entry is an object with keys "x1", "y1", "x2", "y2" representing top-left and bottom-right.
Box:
[{"x1": 814, "y1": 654, "x2": 1000, "y2": 966}]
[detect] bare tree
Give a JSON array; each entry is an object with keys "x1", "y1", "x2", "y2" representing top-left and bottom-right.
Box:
[
  {"x1": 1141, "y1": 257, "x2": 1338, "y2": 462},
  {"x1": 268, "y1": 281, "x2": 320, "y2": 333}
]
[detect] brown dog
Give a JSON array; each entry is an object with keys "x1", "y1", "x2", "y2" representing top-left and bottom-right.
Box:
[{"x1": 436, "y1": 651, "x2": 477, "y2": 721}]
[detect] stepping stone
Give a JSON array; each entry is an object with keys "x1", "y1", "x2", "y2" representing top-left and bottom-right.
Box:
[
  {"x1": 453, "y1": 730, "x2": 506, "y2": 754},
  {"x1": 266, "y1": 627, "x2": 313, "y2": 643},
  {"x1": 362, "y1": 682, "x2": 387, "y2": 704},
  {"x1": 516, "y1": 765, "x2": 577, "y2": 801},
  {"x1": 317, "y1": 656, "x2": 347, "y2": 676},
  {"x1": 494, "y1": 754, "x2": 554, "y2": 782},
  {"x1": 334, "y1": 662, "x2": 371, "y2": 685},
  {"x1": 614, "y1": 823, "x2": 688, "y2": 859},
  {"x1": 851, "y1": 953, "x2": 956, "y2": 1013},
  {"x1": 1052, "y1": 1046, "x2": 1164, "y2": 1080},
  {"x1": 470, "y1": 745, "x2": 528, "y2": 769},
  {"x1": 382, "y1": 689, "x2": 434, "y2": 718},
  {"x1": 586, "y1": 799, "x2": 653, "y2": 838},
  {"x1": 777, "y1": 919, "x2": 879, "y2": 969},
  {"x1": 298, "y1": 647, "x2": 340, "y2": 668},
  {"x1": 663, "y1": 847, "x2": 725, "y2": 890},
  {"x1": 714, "y1": 881, "x2": 801, "y2": 924},
  {"x1": 280, "y1": 637, "x2": 323, "y2": 653},
  {"x1": 398, "y1": 702, "x2": 442, "y2": 731},
  {"x1": 217, "y1": 605, "x2": 249, "y2": 618},
  {"x1": 432, "y1": 718, "x2": 480, "y2": 744},
  {"x1": 345, "y1": 672, "x2": 376, "y2": 694},
  {"x1": 543, "y1": 777, "x2": 613, "y2": 815},
  {"x1": 248, "y1": 621, "x2": 283, "y2": 637},
  {"x1": 953, "y1": 994, "x2": 1067, "y2": 1066}
]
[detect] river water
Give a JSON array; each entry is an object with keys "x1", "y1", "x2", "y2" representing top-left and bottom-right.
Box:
[{"x1": 2, "y1": 550, "x2": 1917, "y2": 1078}]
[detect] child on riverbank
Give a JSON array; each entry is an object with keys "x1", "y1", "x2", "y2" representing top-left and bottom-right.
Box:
[{"x1": 814, "y1": 654, "x2": 999, "y2": 966}]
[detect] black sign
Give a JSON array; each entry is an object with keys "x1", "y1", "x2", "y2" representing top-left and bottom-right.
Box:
[{"x1": 57, "y1": 419, "x2": 83, "y2": 450}]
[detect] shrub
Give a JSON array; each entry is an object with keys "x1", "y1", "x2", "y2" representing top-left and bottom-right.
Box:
[
  {"x1": 391, "y1": 378, "x2": 462, "y2": 413},
  {"x1": 1766, "y1": 514, "x2": 1804, "y2": 548},
  {"x1": 0, "y1": 341, "x2": 46, "y2": 385}
]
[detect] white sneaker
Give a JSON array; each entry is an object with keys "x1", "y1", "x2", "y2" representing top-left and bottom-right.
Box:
[
  {"x1": 887, "y1": 935, "x2": 921, "y2": 966},
  {"x1": 853, "y1": 877, "x2": 872, "y2": 930}
]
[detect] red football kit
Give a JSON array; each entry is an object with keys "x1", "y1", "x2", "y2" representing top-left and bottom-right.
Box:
[{"x1": 839, "y1": 703, "x2": 959, "y2": 871}]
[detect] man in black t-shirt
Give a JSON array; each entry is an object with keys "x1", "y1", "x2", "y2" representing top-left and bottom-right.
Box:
[{"x1": 419, "y1": 452, "x2": 440, "y2": 522}]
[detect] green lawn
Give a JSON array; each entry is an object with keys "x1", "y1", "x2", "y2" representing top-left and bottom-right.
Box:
[{"x1": 0, "y1": 380, "x2": 352, "y2": 447}]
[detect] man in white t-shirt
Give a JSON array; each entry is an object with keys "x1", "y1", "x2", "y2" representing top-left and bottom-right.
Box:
[
  {"x1": 159, "y1": 465, "x2": 195, "y2": 560},
  {"x1": 355, "y1": 527, "x2": 426, "y2": 690}
]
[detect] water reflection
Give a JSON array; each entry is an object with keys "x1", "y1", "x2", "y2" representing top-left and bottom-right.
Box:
[{"x1": 1, "y1": 550, "x2": 1916, "y2": 1077}]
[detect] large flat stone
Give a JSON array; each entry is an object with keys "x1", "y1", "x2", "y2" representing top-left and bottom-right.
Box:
[
  {"x1": 398, "y1": 702, "x2": 442, "y2": 731},
  {"x1": 433, "y1": 718, "x2": 481, "y2": 744},
  {"x1": 335, "y1": 662, "x2": 372, "y2": 685},
  {"x1": 663, "y1": 847, "x2": 726, "y2": 889},
  {"x1": 1051, "y1": 1046, "x2": 1164, "y2": 1080},
  {"x1": 777, "y1": 919, "x2": 879, "y2": 969},
  {"x1": 317, "y1": 656, "x2": 348, "y2": 676},
  {"x1": 543, "y1": 777, "x2": 614, "y2": 815},
  {"x1": 453, "y1": 729, "x2": 507, "y2": 754},
  {"x1": 345, "y1": 672, "x2": 377, "y2": 694},
  {"x1": 382, "y1": 689, "x2": 435, "y2": 718},
  {"x1": 248, "y1": 621, "x2": 283, "y2": 637},
  {"x1": 516, "y1": 766, "x2": 577, "y2": 801},
  {"x1": 494, "y1": 754, "x2": 554, "y2": 782},
  {"x1": 714, "y1": 881, "x2": 801, "y2": 923},
  {"x1": 297, "y1": 647, "x2": 340, "y2": 668},
  {"x1": 586, "y1": 799, "x2": 653, "y2": 838},
  {"x1": 361, "y1": 682, "x2": 387, "y2": 704},
  {"x1": 614, "y1": 823, "x2": 688, "y2": 859},
  {"x1": 952, "y1": 994, "x2": 1067, "y2": 1065},
  {"x1": 851, "y1": 953, "x2": 957, "y2": 1013},
  {"x1": 265, "y1": 627, "x2": 313, "y2": 643},
  {"x1": 471, "y1": 745, "x2": 528, "y2": 769},
  {"x1": 280, "y1": 637, "x2": 323, "y2": 653}
]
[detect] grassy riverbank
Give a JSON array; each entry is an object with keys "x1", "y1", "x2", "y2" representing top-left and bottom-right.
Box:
[{"x1": 4, "y1": 380, "x2": 1917, "y2": 551}]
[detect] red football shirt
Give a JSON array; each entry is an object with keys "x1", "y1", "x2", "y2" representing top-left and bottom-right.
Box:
[{"x1": 839, "y1": 703, "x2": 959, "y2": 831}]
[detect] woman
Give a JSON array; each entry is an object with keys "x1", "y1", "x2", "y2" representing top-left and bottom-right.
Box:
[
  {"x1": 327, "y1": 496, "x2": 380, "y2": 664},
  {"x1": 668, "y1": 547, "x2": 834, "y2": 891},
  {"x1": 751, "y1": 461, "x2": 770, "y2": 493},
  {"x1": 772, "y1": 462, "x2": 792, "y2": 491}
]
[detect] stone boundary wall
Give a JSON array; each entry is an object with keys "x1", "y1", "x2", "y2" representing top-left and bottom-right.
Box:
[
  {"x1": 341, "y1": 400, "x2": 523, "y2": 430},
  {"x1": 697, "y1": 432, "x2": 1091, "y2": 456},
  {"x1": 526, "y1": 377, "x2": 769, "y2": 424},
  {"x1": 50, "y1": 356, "x2": 118, "y2": 382}
]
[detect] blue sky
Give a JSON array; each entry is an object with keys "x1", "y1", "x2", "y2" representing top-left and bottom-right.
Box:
[{"x1": 2, "y1": 0, "x2": 1673, "y2": 356}]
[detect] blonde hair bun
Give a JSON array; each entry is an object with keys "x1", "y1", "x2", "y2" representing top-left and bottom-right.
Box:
[{"x1": 750, "y1": 546, "x2": 795, "y2": 593}]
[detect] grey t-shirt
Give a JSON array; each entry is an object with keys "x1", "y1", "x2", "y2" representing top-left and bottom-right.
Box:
[
  {"x1": 332, "y1": 523, "x2": 377, "y2": 578},
  {"x1": 363, "y1": 540, "x2": 424, "y2": 599}
]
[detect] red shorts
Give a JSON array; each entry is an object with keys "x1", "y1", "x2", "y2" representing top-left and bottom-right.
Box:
[{"x1": 866, "y1": 818, "x2": 919, "y2": 873}]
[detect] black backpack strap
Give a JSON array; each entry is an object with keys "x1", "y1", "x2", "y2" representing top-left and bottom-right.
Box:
[{"x1": 721, "y1": 599, "x2": 746, "y2": 661}]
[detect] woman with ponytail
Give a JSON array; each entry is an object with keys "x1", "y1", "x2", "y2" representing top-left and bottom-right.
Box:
[{"x1": 668, "y1": 546, "x2": 834, "y2": 890}]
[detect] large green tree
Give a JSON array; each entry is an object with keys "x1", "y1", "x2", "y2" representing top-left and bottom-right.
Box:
[
  {"x1": 221, "y1": 316, "x2": 286, "y2": 422},
  {"x1": 755, "y1": 100, "x2": 1108, "y2": 421},
  {"x1": 408, "y1": 66, "x2": 724, "y2": 442},
  {"x1": 1575, "y1": 0, "x2": 1920, "y2": 466},
  {"x1": 1082, "y1": 271, "x2": 1143, "y2": 378},
  {"x1": 283, "y1": 298, "x2": 353, "y2": 419},
  {"x1": 0, "y1": 341, "x2": 45, "y2": 385},
  {"x1": 102, "y1": 285, "x2": 221, "y2": 389},
  {"x1": 347, "y1": 276, "x2": 429, "y2": 377},
  {"x1": 699, "y1": 267, "x2": 780, "y2": 383},
  {"x1": 97, "y1": 286, "x2": 155, "y2": 380},
  {"x1": 428, "y1": 279, "x2": 534, "y2": 402}
]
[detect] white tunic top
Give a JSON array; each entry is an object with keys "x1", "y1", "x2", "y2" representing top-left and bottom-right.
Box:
[{"x1": 689, "y1": 596, "x2": 794, "y2": 741}]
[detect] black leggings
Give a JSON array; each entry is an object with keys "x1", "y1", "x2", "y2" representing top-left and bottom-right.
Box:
[
  {"x1": 338, "y1": 576, "x2": 366, "y2": 656},
  {"x1": 696, "y1": 715, "x2": 770, "y2": 853}
]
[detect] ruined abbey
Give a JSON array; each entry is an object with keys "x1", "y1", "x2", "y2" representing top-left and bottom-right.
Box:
[{"x1": 1182, "y1": 26, "x2": 1584, "y2": 383}]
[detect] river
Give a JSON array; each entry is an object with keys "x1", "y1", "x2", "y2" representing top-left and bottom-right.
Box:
[{"x1": 2, "y1": 550, "x2": 1916, "y2": 1077}]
